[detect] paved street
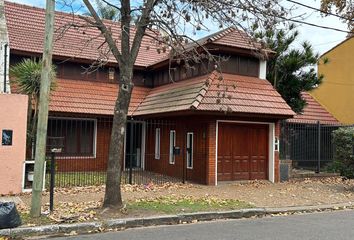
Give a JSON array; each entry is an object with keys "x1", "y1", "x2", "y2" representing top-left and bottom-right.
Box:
[{"x1": 52, "y1": 210, "x2": 354, "y2": 240}]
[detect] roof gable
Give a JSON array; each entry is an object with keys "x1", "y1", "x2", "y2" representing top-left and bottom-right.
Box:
[
  {"x1": 132, "y1": 74, "x2": 212, "y2": 116},
  {"x1": 208, "y1": 27, "x2": 260, "y2": 50}
]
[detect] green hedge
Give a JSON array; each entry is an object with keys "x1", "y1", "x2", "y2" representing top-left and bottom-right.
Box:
[{"x1": 330, "y1": 127, "x2": 354, "y2": 178}]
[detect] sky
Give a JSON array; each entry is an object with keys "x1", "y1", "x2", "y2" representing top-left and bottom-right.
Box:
[
  {"x1": 288, "y1": 0, "x2": 348, "y2": 55},
  {"x1": 7, "y1": 0, "x2": 349, "y2": 55}
]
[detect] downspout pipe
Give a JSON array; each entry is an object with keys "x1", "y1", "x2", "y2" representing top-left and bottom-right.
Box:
[{"x1": 3, "y1": 42, "x2": 7, "y2": 93}]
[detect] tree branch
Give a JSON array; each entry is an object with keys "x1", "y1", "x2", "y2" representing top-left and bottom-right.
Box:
[
  {"x1": 130, "y1": 0, "x2": 156, "y2": 66},
  {"x1": 82, "y1": 0, "x2": 123, "y2": 64},
  {"x1": 120, "y1": 0, "x2": 131, "y2": 68}
]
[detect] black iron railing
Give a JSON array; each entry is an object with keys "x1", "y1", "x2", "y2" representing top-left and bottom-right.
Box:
[{"x1": 280, "y1": 120, "x2": 353, "y2": 172}]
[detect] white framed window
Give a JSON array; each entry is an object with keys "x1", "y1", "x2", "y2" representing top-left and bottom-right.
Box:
[
  {"x1": 186, "y1": 132, "x2": 193, "y2": 169},
  {"x1": 155, "y1": 128, "x2": 160, "y2": 159},
  {"x1": 169, "y1": 130, "x2": 176, "y2": 164}
]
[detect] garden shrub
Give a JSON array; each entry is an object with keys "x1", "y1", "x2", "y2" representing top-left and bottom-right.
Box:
[{"x1": 330, "y1": 127, "x2": 354, "y2": 178}]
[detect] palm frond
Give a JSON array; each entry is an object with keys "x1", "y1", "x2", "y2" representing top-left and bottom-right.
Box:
[{"x1": 10, "y1": 58, "x2": 57, "y2": 97}]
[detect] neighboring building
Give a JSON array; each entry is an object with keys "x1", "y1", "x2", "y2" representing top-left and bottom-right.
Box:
[
  {"x1": 311, "y1": 37, "x2": 354, "y2": 124},
  {"x1": 3, "y1": 1, "x2": 294, "y2": 185}
]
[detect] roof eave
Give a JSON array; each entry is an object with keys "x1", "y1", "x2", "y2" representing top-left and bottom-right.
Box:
[
  {"x1": 10, "y1": 49, "x2": 149, "y2": 70},
  {"x1": 132, "y1": 108, "x2": 295, "y2": 120}
]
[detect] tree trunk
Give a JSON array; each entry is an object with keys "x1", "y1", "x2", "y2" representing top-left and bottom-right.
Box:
[
  {"x1": 103, "y1": 68, "x2": 134, "y2": 208},
  {"x1": 81, "y1": 0, "x2": 152, "y2": 209},
  {"x1": 26, "y1": 96, "x2": 33, "y2": 149},
  {"x1": 30, "y1": 99, "x2": 38, "y2": 159}
]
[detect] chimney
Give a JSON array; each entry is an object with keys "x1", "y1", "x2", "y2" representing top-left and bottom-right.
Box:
[{"x1": 0, "y1": 0, "x2": 10, "y2": 94}]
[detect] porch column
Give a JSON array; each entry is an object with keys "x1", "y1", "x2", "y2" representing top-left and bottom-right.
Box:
[{"x1": 206, "y1": 121, "x2": 216, "y2": 185}]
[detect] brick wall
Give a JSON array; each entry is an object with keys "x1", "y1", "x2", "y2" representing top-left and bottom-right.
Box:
[
  {"x1": 206, "y1": 120, "x2": 216, "y2": 185},
  {"x1": 52, "y1": 115, "x2": 282, "y2": 185}
]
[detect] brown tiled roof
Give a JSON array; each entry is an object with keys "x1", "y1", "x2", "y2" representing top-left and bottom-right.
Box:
[
  {"x1": 131, "y1": 74, "x2": 210, "y2": 116},
  {"x1": 208, "y1": 27, "x2": 261, "y2": 50},
  {"x1": 132, "y1": 71, "x2": 294, "y2": 117},
  {"x1": 197, "y1": 72, "x2": 294, "y2": 116},
  {"x1": 5, "y1": 2, "x2": 264, "y2": 68},
  {"x1": 25, "y1": 72, "x2": 293, "y2": 117},
  {"x1": 288, "y1": 92, "x2": 340, "y2": 124},
  {"x1": 49, "y1": 79, "x2": 150, "y2": 115},
  {"x1": 4, "y1": 1, "x2": 168, "y2": 67},
  {"x1": 148, "y1": 28, "x2": 264, "y2": 67}
]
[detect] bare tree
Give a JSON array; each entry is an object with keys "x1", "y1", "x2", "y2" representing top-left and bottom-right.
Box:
[
  {"x1": 57, "y1": 0, "x2": 292, "y2": 209},
  {"x1": 320, "y1": 0, "x2": 354, "y2": 31}
]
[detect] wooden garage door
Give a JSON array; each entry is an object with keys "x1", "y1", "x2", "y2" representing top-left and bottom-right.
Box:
[{"x1": 217, "y1": 123, "x2": 268, "y2": 181}]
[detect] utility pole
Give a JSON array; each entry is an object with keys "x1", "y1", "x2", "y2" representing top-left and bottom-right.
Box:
[{"x1": 30, "y1": 0, "x2": 55, "y2": 217}]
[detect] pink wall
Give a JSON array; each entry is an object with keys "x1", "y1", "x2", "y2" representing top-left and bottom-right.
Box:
[{"x1": 0, "y1": 94, "x2": 28, "y2": 195}]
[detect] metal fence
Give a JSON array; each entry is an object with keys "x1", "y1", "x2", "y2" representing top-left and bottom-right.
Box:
[
  {"x1": 29, "y1": 117, "x2": 189, "y2": 188},
  {"x1": 280, "y1": 121, "x2": 352, "y2": 172}
]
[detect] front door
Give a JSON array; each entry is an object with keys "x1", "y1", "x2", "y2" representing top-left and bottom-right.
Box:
[{"x1": 125, "y1": 121, "x2": 144, "y2": 169}]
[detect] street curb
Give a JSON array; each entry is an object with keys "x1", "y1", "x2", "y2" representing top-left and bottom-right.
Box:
[{"x1": 1, "y1": 203, "x2": 353, "y2": 238}]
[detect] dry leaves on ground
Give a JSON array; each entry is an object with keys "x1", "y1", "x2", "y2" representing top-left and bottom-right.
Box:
[
  {"x1": 14, "y1": 177, "x2": 354, "y2": 226},
  {"x1": 236, "y1": 180, "x2": 271, "y2": 188},
  {"x1": 46, "y1": 201, "x2": 102, "y2": 223},
  {"x1": 38, "y1": 182, "x2": 195, "y2": 196},
  {"x1": 122, "y1": 182, "x2": 195, "y2": 192}
]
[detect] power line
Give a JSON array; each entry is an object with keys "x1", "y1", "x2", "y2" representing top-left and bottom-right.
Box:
[
  {"x1": 273, "y1": 13, "x2": 351, "y2": 33},
  {"x1": 251, "y1": 3, "x2": 351, "y2": 33},
  {"x1": 285, "y1": 0, "x2": 353, "y2": 22}
]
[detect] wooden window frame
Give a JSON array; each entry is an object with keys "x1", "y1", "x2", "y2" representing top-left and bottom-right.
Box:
[{"x1": 169, "y1": 130, "x2": 176, "y2": 164}]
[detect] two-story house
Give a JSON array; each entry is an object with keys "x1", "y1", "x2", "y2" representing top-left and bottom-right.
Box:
[{"x1": 3, "y1": 1, "x2": 294, "y2": 185}]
